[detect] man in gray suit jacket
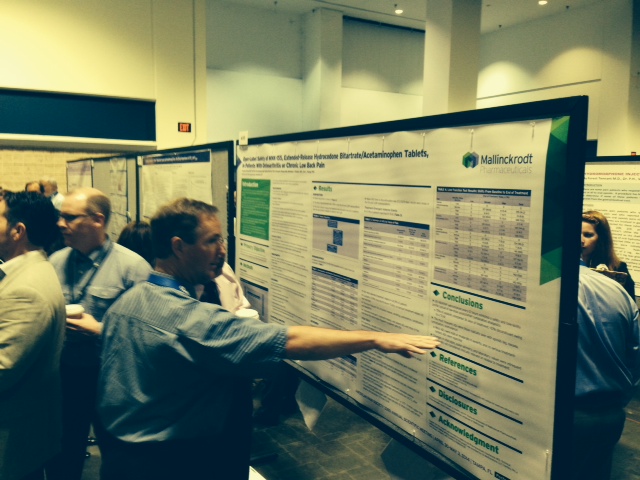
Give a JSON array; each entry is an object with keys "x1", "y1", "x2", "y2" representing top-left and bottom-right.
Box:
[{"x1": 0, "y1": 191, "x2": 66, "y2": 480}]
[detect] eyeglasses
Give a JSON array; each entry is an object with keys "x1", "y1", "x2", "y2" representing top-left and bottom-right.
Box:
[{"x1": 59, "y1": 213, "x2": 89, "y2": 224}]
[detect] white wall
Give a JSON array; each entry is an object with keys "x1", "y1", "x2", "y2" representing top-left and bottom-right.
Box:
[
  {"x1": 0, "y1": 0, "x2": 154, "y2": 98},
  {"x1": 342, "y1": 19, "x2": 423, "y2": 95},
  {"x1": 341, "y1": 88, "x2": 423, "y2": 126},
  {"x1": 478, "y1": 0, "x2": 637, "y2": 153},
  {"x1": 206, "y1": 1, "x2": 303, "y2": 141},
  {"x1": 0, "y1": 0, "x2": 207, "y2": 150},
  {"x1": 341, "y1": 18, "x2": 424, "y2": 126},
  {"x1": 205, "y1": 1, "x2": 425, "y2": 140},
  {"x1": 207, "y1": 69, "x2": 303, "y2": 142},
  {"x1": 204, "y1": 0, "x2": 636, "y2": 153}
]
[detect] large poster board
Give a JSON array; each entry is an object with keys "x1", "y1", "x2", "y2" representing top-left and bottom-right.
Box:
[
  {"x1": 139, "y1": 149, "x2": 213, "y2": 219},
  {"x1": 584, "y1": 159, "x2": 640, "y2": 285},
  {"x1": 236, "y1": 98, "x2": 587, "y2": 479},
  {"x1": 66, "y1": 159, "x2": 93, "y2": 191},
  {"x1": 137, "y1": 143, "x2": 235, "y2": 264},
  {"x1": 107, "y1": 156, "x2": 129, "y2": 239}
]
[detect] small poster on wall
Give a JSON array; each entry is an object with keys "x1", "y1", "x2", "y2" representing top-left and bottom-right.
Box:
[
  {"x1": 139, "y1": 150, "x2": 213, "y2": 219},
  {"x1": 67, "y1": 159, "x2": 92, "y2": 191}
]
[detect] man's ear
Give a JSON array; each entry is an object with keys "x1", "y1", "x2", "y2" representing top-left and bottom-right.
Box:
[
  {"x1": 92, "y1": 212, "x2": 106, "y2": 228},
  {"x1": 170, "y1": 236, "x2": 184, "y2": 258},
  {"x1": 11, "y1": 223, "x2": 27, "y2": 242}
]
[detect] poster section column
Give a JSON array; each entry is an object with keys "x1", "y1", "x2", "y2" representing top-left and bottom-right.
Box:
[
  {"x1": 583, "y1": 162, "x2": 640, "y2": 282},
  {"x1": 236, "y1": 120, "x2": 567, "y2": 480},
  {"x1": 139, "y1": 150, "x2": 213, "y2": 219},
  {"x1": 108, "y1": 157, "x2": 128, "y2": 239},
  {"x1": 66, "y1": 159, "x2": 93, "y2": 191}
]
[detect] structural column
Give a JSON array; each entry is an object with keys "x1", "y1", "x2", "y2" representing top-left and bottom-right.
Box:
[
  {"x1": 302, "y1": 8, "x2": 343, "y2": 131},
  {"x1": 153, "y1": 0, "x2": 208, "y2": 149},
  {"x1": 422, "y1": 0, "x2": 481, "y2": 115}
]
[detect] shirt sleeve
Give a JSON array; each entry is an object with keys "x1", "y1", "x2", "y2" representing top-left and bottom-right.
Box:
[{"x1": 176, "y1": 305, "x2": 288, "y2": 377}]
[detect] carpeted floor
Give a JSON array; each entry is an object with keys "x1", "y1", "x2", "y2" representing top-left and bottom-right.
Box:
[{"x1": 81, "y1": 385, "x2": 640, "y2": 479}]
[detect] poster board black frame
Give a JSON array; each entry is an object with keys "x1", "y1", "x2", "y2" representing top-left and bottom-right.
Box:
[{"x1": 238, "y1": 96, "x2": 588, "y2": 480}]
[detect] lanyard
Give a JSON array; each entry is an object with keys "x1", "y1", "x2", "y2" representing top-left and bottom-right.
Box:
[
  {"x1": 70, "y1": 242, "x2": 113, "y2": 303},
  {"x1": 147, "y1": 272, "x2": 191, "y2": 295}
]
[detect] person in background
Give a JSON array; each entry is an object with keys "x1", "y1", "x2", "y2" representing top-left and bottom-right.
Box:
[
  {"x1": 45, "y1": 188, "x2": 152, "y2": 480},
  {"x1": 581, "y1": 210, "x2": 635, "y2": 298},
  {"x1": 0, "y1": 191, "x2": 66, "y2": 480},
  {"x1": 25, "y1": 181, "x2": 44, "y2": 194},
  {"x1": 25, "y1": 182, "x2": 64, "y2": 254},
  {"x1": 97, "y1": 198, "x2": 440, "y2": 480},
  {"x1": 573, "y1": 261, "x2": 640, "y2": 479},
  {"x1": 202, "y1": 260, "x2": 251, "y2": 313},
  {"x1": 116, "y1": 220, "x2": 154, "y2": 266},
  {"x1": 41, "y1": 177, "x2": 64, "y2": 210}
]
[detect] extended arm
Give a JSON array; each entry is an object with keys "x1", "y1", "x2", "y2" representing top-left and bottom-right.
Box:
[{"x1": 285, "y1": 326, "x2": 440, "y2": 360}]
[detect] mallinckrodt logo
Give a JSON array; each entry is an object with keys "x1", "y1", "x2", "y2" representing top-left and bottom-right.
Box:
[{"x1": 462, "y1": 151, "x2": 479, "y2": 168}]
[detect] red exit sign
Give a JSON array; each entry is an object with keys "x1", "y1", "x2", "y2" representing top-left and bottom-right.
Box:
[{"x1": 178, "y1": 122, "x2": 192, "y2": 133}]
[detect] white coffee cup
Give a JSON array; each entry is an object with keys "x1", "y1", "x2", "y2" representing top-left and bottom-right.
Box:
[
  {"x1": 65, "y1": 304, "x2": 85, "y2": 319},
  {"x1": 235, "y1": 308, "x2": 260, "y2": 321}
]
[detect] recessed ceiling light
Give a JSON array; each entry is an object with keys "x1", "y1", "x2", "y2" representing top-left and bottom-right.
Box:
[
  {"x1": 394, "y1": 4, "x2": 403, "y2": 14},
  {"x1": 538, "y1": 0, "x2": 548, "y2": 5}
]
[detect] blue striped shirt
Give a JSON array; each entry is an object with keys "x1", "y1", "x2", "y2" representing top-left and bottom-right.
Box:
[{"x1": 98, "y1": 274, "x2": 287, "y2": 442}]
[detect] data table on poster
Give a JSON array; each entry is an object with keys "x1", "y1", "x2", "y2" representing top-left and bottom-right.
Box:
[
  {"x1": 362, "y1": 217, "x2": 430, "y2": 298},
  {"x1": 311, "y1": 267, "x2": 359, "y2": 327},
  {"x1": 433, "y1": 187, "x2": 531, "y2": 303}
]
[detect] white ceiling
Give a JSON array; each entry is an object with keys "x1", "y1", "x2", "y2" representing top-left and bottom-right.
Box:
[{"x1": 217, "y1": 0, "x2": 604, "y2": 33}]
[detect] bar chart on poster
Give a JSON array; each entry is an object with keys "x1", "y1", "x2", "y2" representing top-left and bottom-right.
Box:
[{"x1": 236, "y1": 98, "x2": 587, "y2": 480}]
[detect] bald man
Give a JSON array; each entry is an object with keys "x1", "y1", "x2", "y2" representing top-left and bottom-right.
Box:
[{"x1": 46, "y1": 188, "x2": 152, "y2": 480}]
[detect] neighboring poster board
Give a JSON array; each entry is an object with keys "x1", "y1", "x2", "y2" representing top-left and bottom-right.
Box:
[
  {"x1": 139, "y1": 149, "x2": 213, "y2": 219},
  {"x1": 88, "y1": 155, "x2": 138, "y2": 241},
  {"x1": 584, "y1": 159, "x2": 640, "y2": 285},
  {"x1": 66, "y1": 159, "x2": 93, "y2": 191},
  {"x1": 138, "y1": 143, "x2": 234, "y2": 264},
  {"x1": 107, "y1": 156, "x2": 129, "y2": 240},
  {"x1": 235, "y1": 98, "x2": 588, "y2": 479},
  {"x1": 64, "y1": 143, "x2": 235, "y2": 260}
]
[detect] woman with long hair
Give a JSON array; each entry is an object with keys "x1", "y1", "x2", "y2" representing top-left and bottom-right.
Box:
[{"x1": 581, "y1": 210, "x2": 635, "y2": 298}]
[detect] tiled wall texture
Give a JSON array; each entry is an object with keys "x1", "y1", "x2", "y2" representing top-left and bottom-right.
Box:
[{"x1": 0, "y1": 148, "x2": 114, "y2": 193}]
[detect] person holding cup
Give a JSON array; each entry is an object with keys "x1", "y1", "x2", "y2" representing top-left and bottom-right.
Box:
[{"x1": 45, "y1": 188, "x2": 152, "y2": 480}]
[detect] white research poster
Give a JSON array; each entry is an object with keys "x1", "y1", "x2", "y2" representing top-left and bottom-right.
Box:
[
  {"x1": 236, "y1": 118, "x2": 571, "y2": 480},
  {"x1": 584, "y1": 161, "x2": 640, "y2": 283},
  {"x1": 140, "y1": 150, "x2": 213, "y2": 219},
  {"x1": 67, "y1": 159, "x2": 92, "y2": 191}
]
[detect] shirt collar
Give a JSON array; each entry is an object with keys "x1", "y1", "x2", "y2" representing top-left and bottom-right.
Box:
[
  {"x1": 149, "y1": 270, "x2": 197, "y2": 298},
  {"x1": 74, "y1": 236, "x2": 112, "y2": 263},
  {"x1": 0, "y1": 250, "x2": 45, "y2": 280}
]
